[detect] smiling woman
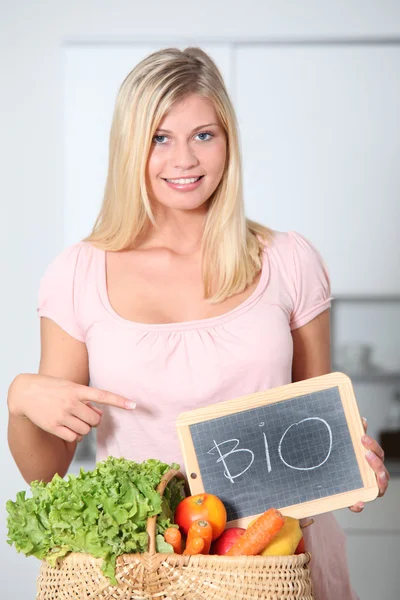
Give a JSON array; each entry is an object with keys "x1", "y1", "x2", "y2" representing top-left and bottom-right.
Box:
[{"x1": 7, "y1": 46, "x2": 388, "y2": 600}]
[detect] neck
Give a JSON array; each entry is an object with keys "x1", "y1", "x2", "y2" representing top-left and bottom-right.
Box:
[{"x1": 138, "y1": 204, "x2": 208, "y2": 255}]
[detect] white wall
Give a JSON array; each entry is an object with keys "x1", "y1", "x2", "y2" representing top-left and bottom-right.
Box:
[{"x1": 1, "y1": 2, "x2": 400, "y2": 598}]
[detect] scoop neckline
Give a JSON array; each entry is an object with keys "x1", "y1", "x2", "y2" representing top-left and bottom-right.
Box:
[{"x1": 95, "y1": 245, "x2": 269, "y2": 332}]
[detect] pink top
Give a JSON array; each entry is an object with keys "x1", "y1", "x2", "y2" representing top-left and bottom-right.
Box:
[{"x1": 37, "y1": 230, "x2": 359, "y2": 600}]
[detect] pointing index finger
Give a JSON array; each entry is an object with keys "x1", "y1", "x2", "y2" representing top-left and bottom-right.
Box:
[{"x1": 79, "y1": 386, "x2": 136, "y2": 410}]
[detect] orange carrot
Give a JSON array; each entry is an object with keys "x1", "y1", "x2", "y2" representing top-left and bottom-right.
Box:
[
  {"x1": 183, "y1": 537, "x2": 205, "y2": 555},
  {"x1": 187, "y1": 519, "x2": 213, "y2": 554},
  {"x1": 164, "y1": 527, "x2": 182, "y2": 554},
  {"x1": 226, "y1": 508, "x2": 285, "y2": 556}
]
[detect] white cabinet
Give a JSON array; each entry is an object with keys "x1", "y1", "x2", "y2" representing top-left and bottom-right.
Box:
[
  {"x1": 234, "y1": 45, "x2": 400, "y2": 295},
  {"x1": 344, "y1": 533, "x2": 400, "y2": 599},
  {"x1": 335, "y1": 479, "x2": 400, "y2": 598}
]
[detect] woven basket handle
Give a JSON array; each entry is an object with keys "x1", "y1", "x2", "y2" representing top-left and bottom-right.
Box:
[{"x1": 146, "y1": 469, "x2": 188, "y2": 555}]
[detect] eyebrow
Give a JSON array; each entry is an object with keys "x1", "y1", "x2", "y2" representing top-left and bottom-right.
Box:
[{"x1": 155, "y1": 123, "x2": 220, "y2": 134}]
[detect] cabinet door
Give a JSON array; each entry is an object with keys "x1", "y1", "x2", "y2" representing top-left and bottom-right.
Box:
[
  {"x1": 345, "y1": 533, "x2": 400, "y2": 600},
  {"x1": 235, "y1": 45, "x2": 400, "y2": 295}
]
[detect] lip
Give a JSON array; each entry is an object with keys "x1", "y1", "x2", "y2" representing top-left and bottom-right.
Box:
[
  {"x1": 162, "y1": 175, "x2": 204, "y2": 192},
  {"x1": 163, "y1": 175, "x2": 204, "y2": 181}
]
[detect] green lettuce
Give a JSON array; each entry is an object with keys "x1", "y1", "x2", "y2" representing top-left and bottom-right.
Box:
[{"x1": 6, "y1": 457, "x2": 185, "y2": 583}]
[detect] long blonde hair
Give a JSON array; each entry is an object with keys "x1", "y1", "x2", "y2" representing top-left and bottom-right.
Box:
[{"x1": 85, "y1": 47, "x2": 273, "y2": 303}]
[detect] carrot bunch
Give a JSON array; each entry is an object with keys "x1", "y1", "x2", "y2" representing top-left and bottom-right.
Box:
[
  {"x1": 184, "y1": 519, "x2": 213, "y2": 554},
  {"x1": 164, "y1": 519, "x2": 213, "y2": 555}
]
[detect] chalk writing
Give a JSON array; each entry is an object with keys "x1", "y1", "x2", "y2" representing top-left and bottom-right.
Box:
[{"x1": 208, "y1": 417, "x2": 332, "y2": 483}]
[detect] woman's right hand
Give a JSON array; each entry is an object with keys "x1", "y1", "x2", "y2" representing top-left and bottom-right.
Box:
[{"x1": 7, "y1": 373, "x2": 136, "y2": 443}]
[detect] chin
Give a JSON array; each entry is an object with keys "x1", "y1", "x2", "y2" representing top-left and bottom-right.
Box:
[
  {"x1": 153, "y1": 194, "x2": 210, "y2": 212},
  {"x1": 168, "y1": 201, "x2": 208, "y2": 213}
]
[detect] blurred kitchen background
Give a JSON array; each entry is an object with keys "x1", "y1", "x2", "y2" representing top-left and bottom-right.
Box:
[{"x1": 1, "y1": 2, "x2": 400, "y2": 598}]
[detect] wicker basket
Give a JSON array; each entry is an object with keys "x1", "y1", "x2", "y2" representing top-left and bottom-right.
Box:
[{"x1": 36, "y1": 469, "x2": 314, "y2": 600}]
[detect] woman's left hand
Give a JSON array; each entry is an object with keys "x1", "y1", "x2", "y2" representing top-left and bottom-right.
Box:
[{"x1": 349, "y1": 417, "x2": 390, "y2": 512}]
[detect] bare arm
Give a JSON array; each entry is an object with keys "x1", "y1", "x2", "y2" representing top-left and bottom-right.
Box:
[
  {"x1": 291, "y1": 309, "x2": 331, "y2": 382},
  {"x1": 8, "y1": 318, "x2": 91, "y2": 483}
]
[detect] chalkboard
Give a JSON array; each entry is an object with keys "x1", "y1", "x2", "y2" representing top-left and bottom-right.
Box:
[{"x1": 176, "y1": 373, "x2": 379, "y2": 524}]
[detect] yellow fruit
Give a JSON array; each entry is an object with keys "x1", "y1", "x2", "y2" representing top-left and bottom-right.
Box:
[{"x1": 259, "y1": 516, "x2": 302, "y2": 556}]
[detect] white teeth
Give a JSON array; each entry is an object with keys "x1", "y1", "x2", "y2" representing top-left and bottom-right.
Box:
[{"x1": 165, "y1": 177, "x2": 201, "y2": 184}]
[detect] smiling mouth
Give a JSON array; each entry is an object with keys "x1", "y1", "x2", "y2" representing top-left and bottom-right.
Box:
[{"x1": 163, "y1": 176, "x2": 204, "y2": 184}]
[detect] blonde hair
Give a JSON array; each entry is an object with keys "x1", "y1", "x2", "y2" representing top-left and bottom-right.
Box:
[{"x1": 85, "y1": 47, "x2": 273, "y2": 303}]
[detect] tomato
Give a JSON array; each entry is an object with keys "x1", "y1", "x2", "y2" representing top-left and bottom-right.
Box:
[{"x1": 174, "y1": 494, "x2": 227, "y2": 540}]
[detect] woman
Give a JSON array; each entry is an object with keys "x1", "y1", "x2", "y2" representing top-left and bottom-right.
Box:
[{"x1": 7, "y1": 47, "x2": 388, "y2": 599}]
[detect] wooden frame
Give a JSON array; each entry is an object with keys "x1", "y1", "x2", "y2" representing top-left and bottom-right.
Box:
[{"x1": 176, "y1": 372, "x2": 379, "y2": 526}]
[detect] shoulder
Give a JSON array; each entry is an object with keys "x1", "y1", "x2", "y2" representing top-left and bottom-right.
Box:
[
  {"x1": 44, "y1": 241, "x2": 97, "y2": 268},
  {"x1": 263, "y1": 230, "x2": 331, "y2": 328},
  {"x1": 37, "y1": 242, "x2": 100, "y2": 341},
  {"x1": 267, "y1": 229, "x2": 321, "y2": 254},
  {"x1": 265, "y1": 230, "x2": 328, "y2": 272},
  {"x1": 40, "y1": 241, "x2": 98, "y2": 282},
  {"x1": 38, "y1": 241, "x2": 100, "y2": 306}
]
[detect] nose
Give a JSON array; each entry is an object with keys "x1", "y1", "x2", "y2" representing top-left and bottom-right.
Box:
[{"x1": 171, "y1": 141, "x2": 199, "y2": 171}]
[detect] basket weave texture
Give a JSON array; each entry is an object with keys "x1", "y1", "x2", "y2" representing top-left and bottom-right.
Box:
[{"x1": 36, "y1": 469, "x2": 314, "y2": 600}]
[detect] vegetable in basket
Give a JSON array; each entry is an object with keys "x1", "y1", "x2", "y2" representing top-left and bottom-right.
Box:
[
  {"x1": 186, "y1": 519, "x2": 213, "y2": 554},
  {"x1": 247, "y1": 514, "x2": 302, "y2": 556},
  {"x1": 164, "y1": 527, "x2": 182, "y2": 554},
  {"x1": 6, "y1": 457, "x2": 185, "y2": 583},
  {"x1": 174, "y1": 492, "x2": 227, "y2": 540},
  {"x1": 183, "y1": 536, "x2": 205, "y2": 555},
  {"x1": 227, "y1": 508, "x2": 285, "y2": 556}
]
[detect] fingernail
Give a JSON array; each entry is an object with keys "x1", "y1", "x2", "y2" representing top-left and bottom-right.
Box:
[
  {"x1": 125, "y1": 401, "x2": 136, "y2": 410},
  {"x1": 379, "y1": 472, "x2": 387, "y2": 483},
  {"x1": 366, "y1": 450, "x2": 375, "y2": 460},
  {"x1": 362, "y1": 435, "x2": 372, "y2": 444},
  {"x1": 358, "y1": 502, "x2": 364, "y2": 509}
]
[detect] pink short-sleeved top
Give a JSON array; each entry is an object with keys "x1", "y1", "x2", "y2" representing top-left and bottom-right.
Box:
[
  {"x1": 37, "y1": 230, "x2": 359, "y2": 600},
  {"x1": 37, "y1": 230, "x2": 331, "y2": 467}
]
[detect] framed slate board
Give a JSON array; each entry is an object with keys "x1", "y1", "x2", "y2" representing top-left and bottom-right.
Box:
[{"x1": 176, "y1": 372, "x2": 378, "y2": 525}]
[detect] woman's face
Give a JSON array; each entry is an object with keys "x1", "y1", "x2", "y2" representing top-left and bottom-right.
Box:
[{"x1": 146, "y1": 94, "x2": 227, "y2": 213}]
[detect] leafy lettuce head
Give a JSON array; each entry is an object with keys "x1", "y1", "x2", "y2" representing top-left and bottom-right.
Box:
[{"x1": 6, "y1": 457, "x2": 184, "y2": 583}]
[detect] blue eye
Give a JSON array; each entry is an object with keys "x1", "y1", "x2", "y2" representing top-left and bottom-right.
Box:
[
  {"x1": 196, "y1": 132, "x2": 213, "y2": 141},
  {"x1": 153, "y1": 135, "x2": 168, "y2": 144}
]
